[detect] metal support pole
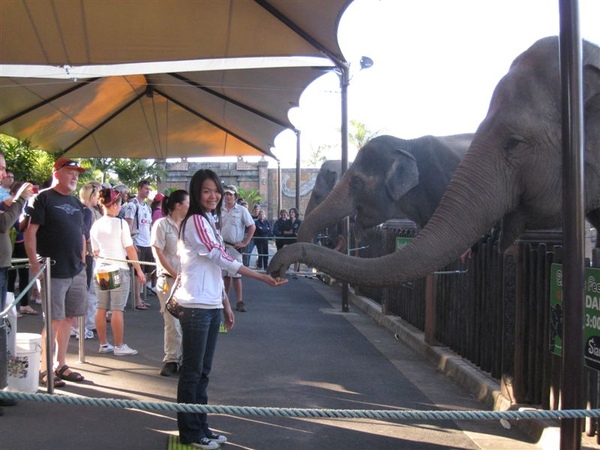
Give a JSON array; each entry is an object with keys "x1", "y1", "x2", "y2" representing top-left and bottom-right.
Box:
[
  {"x1": 295, "y1": 129, "x2": 301, "y2": 211},
  {"x1": 339, "y1": 64, "x2": 350, "y2": 313},
  {"x1": 277, "y1": 161, "x2": 282, "y2": 214},
  {"x1": 559, "y1": 1, "x2": 584, "y2": 448},
  {"x1": 43, "y1": 257, "x2": 54, "y2": 394},
  {"x1": 78, "y1": 316, "x2": 85, "y2": 363}
]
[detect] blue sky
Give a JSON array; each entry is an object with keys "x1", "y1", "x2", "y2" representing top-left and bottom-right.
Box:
[{"x1": 270, "y1": 0, "x2": 600, "y2": 167}]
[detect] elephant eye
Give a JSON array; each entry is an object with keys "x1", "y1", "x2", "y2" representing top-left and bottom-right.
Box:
[
  {"x1": 350, "y1": 176, "x2": 364, "y2": 191},
  {"x1": 503, "y1": 137, "x2": 522, "y2": 151}
]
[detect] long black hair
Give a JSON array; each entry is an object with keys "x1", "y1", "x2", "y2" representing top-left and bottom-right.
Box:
[
  {"x1": 161, "y1": 189, "x2": 189, "y2": 216},
  {"x1": 180, "y1": 169, "x2": 224, "y2": 238}
]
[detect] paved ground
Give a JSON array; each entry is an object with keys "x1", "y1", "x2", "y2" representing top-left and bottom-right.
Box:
[{"x1": 0, "y1": 271, "x2": 595, "y2": 449}]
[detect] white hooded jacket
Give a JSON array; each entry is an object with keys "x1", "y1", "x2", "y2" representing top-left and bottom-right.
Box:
[{"x1": 176, "y1": 213, "x2": 241, "y2": 308}]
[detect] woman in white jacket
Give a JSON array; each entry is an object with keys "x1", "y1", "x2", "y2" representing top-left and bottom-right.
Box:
[{"x1": 176, "y1": 169, "x2": 285, "y2": 449}]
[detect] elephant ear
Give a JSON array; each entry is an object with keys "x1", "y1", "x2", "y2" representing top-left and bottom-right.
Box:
[
  {"x1": 585, "y1": 64, "x2": 600, "y2": 157},
  {"x1": 384, "y1": 149, "x2": 419, "y2": 201},
  {"x1": 585, "y1": 64, "x2": 600, "y2": 118}
]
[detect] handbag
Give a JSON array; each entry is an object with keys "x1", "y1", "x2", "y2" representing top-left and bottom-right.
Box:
[{"x1": 165, "y1": 274, "x2": 183, "y2": 319}]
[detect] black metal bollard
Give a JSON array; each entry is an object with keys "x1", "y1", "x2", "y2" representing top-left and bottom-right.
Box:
[{"x1": 0, "y1": 317, "x2": 7, "y2": 389}]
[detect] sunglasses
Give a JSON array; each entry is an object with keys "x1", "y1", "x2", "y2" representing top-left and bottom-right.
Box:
[{"x1": 57, "y1": 160, "x2": 82, "y2": 170}]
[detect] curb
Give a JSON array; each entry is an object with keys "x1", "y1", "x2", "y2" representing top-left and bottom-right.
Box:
[{"x1": 328, "y1": 281, "x2": 566, "y2": 447}]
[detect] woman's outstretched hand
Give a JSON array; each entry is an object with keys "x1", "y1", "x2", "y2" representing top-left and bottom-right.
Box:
[{"x1": 259, "y1": 273, "x2": 288, "y2": 286}]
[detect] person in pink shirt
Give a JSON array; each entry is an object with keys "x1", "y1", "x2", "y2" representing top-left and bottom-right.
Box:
[{"x1": 151, "y1": 193, "x2": 165, "y2": 223}]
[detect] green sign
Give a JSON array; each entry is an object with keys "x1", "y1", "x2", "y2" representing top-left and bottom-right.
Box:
[
  {"x1": 395, "y1": 237, "x2": 412, "y2": 251},
  {"x1": 549, "y1": 263, "x2": 600, "y2": 371}
]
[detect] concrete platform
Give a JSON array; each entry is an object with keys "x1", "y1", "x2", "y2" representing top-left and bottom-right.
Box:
[{"x1": 1, "y1": 274, "x2": 595, "y2": 449}]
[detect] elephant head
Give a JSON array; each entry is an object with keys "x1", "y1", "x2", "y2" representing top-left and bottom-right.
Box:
[
  {"x1": 297, "y1": 133, "x2": 473, "y2": 243},
  {"x1": 271, "y1": 36, "x2": 600, "y2": 286},
  {"x1": 305, "y1": 160, "x2": 342, "y2": 218},
  {"x1": 303, "y1": 160, "x2": 342, "y2": 248}
]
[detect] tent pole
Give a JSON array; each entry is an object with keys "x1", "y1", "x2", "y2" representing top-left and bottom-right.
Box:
[
  {"x1": 296, "y1": 129, "x2": 301, "y2": 210},
  {"x1": 339, "y1": 63, "x2": 350, "y2": 313}
]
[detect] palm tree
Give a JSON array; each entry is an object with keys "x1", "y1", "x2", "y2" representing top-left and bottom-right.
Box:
[{"x1": 349, "y1": 120, "x2": 379, "y2": 149}]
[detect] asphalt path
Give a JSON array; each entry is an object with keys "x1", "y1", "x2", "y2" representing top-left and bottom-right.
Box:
[{"x1": 1, "y1": 275, "x2": 545, "y2": 449}]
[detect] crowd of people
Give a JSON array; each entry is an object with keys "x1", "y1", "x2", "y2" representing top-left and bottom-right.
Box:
[{"x1": 0, "y1": 156, "x2": 298, "y2": 448}]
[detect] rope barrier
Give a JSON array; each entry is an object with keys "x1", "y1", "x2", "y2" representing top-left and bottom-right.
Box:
[
  {"x1": 0, "y1": 390, "x2": 598, "y2": 422},
  {"x1": 91, "y1": 254, "x2": 157, "y2": 267}
]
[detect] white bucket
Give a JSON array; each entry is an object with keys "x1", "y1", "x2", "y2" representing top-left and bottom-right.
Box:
[
  {"x1": 7, "y1": 333, "x2": 41, "y2": 392},
  {"x1": 95, "y1": 264, "x2": 121, "y2": 291}
]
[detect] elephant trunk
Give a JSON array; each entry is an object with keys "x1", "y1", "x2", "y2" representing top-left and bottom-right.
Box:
[
  {"x1": 297, "y1": 175, "x2": 354, "y2": 243},
  {"x1": 270, "y1": 147, "x2": 516, "y2": 286}
]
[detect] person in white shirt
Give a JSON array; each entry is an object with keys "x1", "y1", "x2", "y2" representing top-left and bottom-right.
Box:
[
  {"x1": 91, "y1": 188, "x2": 146, "y2": 356},
  {"x1": 124, "y1": 179, "x2": 153, "y2": 310},
  {"x1": 220, "y1": 185, "x2": 255, "y2": 312},
  {"x1": 176, "y1": 169, "x2": 285, "y2": 449},
  {"x1": 151, "y1": 189, "x2": 189, "y2": 377}
]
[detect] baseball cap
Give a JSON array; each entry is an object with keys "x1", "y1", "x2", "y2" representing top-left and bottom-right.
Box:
[
  {"x1": 53, "y1": 157, "x2": 85, "y2": 173},
  {"x1": 224, "y1": 185, "x2": 237, "y2": 195},
  {"x1": 155, "y1": 193, "x2": 165, "y2": 202}
]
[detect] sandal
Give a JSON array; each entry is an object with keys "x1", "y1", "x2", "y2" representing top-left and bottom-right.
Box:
[
  {"x1": 135, "y1": 304, "x2": 149, "y2": 310},
  {"x1": 39, "y1": 371, "x2": 66, "y2": 388},
  {"x1": 55, "y1": 365, "x2": 85, "y2": 382},
  {"x1": 19, "y1": 306, "x2": 39, "y2": 315}
]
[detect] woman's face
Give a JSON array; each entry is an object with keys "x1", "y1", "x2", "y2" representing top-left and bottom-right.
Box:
[
  {"x1": 200, "y1": 179, "x2": 221, "y2": 212},
  {"x1": 90, "y1": 188, "x2": 99, "y2": 207},
  {"x1": 258, "y1": 211, "x2": 265, "y2": 220},
  {"x1": 176, "y1": 195, "x2": 190, "y2": 216},
  {"x1": 290, "y1": 209, "x2": 297, "y2": 219}
]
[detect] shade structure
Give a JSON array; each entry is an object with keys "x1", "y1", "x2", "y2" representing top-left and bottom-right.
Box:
[
  {"x1": 0, "y1": 66, "x2": 332, "y2": 158},
  {"x1": 0, "y1": 0, "x2": 351, "y2": 159}
]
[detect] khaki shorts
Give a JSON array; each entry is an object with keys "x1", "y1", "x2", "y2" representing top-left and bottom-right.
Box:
[
  {"x1": 222, "y1": 245, "x2": 242, "y2": 279},
  {"x1": 43, "y1": 270, "x2": 88, "y2": 320}
]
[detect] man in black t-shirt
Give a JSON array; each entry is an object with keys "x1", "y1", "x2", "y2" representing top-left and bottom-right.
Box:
[{"x1": 25, "y1": 157, "x2": 88, "y2": 388}]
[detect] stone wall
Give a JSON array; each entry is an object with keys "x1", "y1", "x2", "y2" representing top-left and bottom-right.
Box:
[{"x1": 157, "y1": 159, "x2": 320, "y2": 222}]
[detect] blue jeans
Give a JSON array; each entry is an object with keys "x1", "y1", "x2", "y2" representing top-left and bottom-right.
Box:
[{"x1": 177, "y1": 307, "x2": 221, "y2": 444}]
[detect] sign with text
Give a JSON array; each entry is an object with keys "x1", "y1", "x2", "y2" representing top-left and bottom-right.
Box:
[
  {"x1": 395, "y1": 237, "x2": 413, "y2": 251},
  {"x1": 549, "y1": 263, "x2": 600, "y2": 371}
]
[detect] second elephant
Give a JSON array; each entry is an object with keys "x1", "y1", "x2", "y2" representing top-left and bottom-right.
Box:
[{"x1": 298, "y1": 133, "x2": 474, "y2": 244}]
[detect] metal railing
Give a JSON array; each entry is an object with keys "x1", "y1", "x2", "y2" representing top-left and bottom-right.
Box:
[{"x1": 351, "y1": 223, "x2": 599, "y2": 441}]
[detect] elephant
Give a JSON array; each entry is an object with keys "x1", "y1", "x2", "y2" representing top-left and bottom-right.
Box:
[
  {"x1": 304, "y1": 160, "x2": 342, "y2": 248},
  {"x1": 305, "y1": 160, "x2": 342, "y2": 217},
  {"x1": 297, "y1": 134, "x2": 474, "y2": 246},
  {"x1": 269, "y1": 36, "x2": 600, "y2": 287}
]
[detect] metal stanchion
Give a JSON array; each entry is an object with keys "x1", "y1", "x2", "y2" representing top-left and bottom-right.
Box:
[
  {"x1": 78, "y1": 316, "x2": 85, "y2": 363},
  {"x1": 43, "y1": 257, "x2": 54, "y2": 394}
]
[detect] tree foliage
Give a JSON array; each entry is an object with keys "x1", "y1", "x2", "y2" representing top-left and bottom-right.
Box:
[
  {"x1": 0, "y1": 135, "x2": 55, "y2": 185},
  {"x1": 0, "y1": 134, "x2": 167, "y2": 191},
  {"x1": 237, "y1": 188, "x2": 262, "y2": 207},
  {"x1": 349, "y1": 120, "x2": 379, "y2": 149},
  {"x1": 303, "y1": 144, "x2": 331, "y2": 168},
  {"x1": 110, "y1": 159, "x2": 166, "y2": 191}
]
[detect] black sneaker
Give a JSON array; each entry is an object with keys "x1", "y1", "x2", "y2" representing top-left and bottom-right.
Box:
[
  {"x1": 189, "y1": 437, "x2": 219, "y2": 449},
  {"x1": 236, "y1": 302, "x2": 246, "y2": 312},
  {"x1": 205, "y1": 431, "x2": 227, "y2": 444},
  {"x1": 159, "y1": 362, "x2": 179, "y2": 377}
]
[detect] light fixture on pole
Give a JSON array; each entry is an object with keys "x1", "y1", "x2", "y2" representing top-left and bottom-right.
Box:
[{"x1": 359, "y1": 56, "x2": 374, "y2": 70}]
